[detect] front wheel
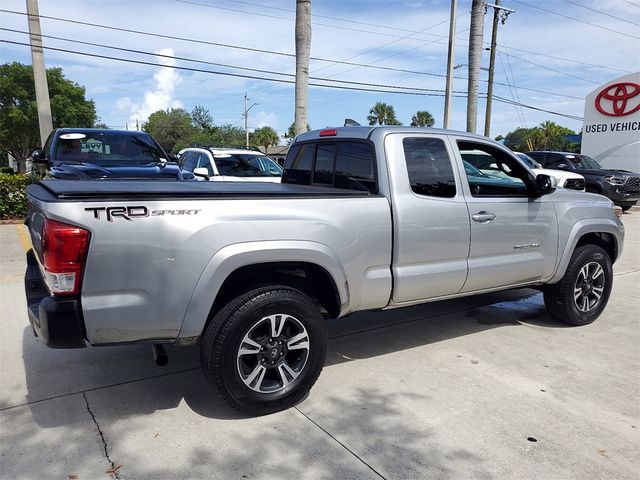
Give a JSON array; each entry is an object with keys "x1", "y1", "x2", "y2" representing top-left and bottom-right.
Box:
[
  {"x1": 543, "y1": 245, "x2": 613, "y2": 326},
  {"x1": 201, "y1": 286, "x2": 327, "y2": 415}
]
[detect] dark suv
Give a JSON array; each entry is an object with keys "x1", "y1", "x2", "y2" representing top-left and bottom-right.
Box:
[
  {"x1": 526, "y1": 151, "x2": 640, "y2": 211},
  {"x1": 30, "y1": 129, "x2": 194, "y2": 181}
]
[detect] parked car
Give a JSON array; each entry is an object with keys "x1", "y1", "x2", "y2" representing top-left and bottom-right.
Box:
[
  {"x1": 178, "y1": 147, "x2": 283, "y2": 182},
  {"x1": 514, "y1": 152, "x2": 585, "y2": 191},
  {"x1": 25, "y1": 126, "x2": 624, "y2": 415},
  {"x1": 30, "y1": 128, "x2": 194, "y2": 180},
  {"x1": 526, "y1": 151, "x2": 640, "y2": 210}
]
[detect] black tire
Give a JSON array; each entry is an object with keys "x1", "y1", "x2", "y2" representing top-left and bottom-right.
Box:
[
  {"x1": 543, "y1": 245, "x2": 613, "y2": 326},
  {"x1": 621, "y1": 205, "x2": 632, "y2": 212},
  {"x1": 200, "y1": 286, "x2": 327, "y2": 415}
]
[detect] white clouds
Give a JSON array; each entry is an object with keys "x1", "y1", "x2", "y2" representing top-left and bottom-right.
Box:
[
  {"x1": 117, "y1": 48, "x2": 183, "y2": 124},
  {"x1": 252, "y1": 111, "x2": 279, "y2": 130}
]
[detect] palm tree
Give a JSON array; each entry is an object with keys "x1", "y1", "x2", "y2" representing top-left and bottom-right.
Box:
[
  {"x1": 295, "y1": 1, "x2": 311, "y2": 136},
  {"x1": 410, "y1": 110, "x2": 435, "y2": 127},
  {"x1": 251, "y1": 126, "x2": 280, "y2": 153},
  {"x1": 367, "y1": 102, "x2": 401, "y2": 125}
]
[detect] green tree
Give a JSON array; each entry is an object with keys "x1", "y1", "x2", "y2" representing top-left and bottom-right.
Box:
[
  {"x1": 0, "y1": 62, "x2": 97, "y2": 172},
  {"x1": 503, "y1": 121, "x2": 577, "y2": 152},
  {"x1": 191, "y1": 105, "x2": 213, "y2": 130},
  {"x1": 142, "y1": 108, "x2": 194, "y2": 153},
  {"x1": 283, "y1": 121, "x2": 310, "y2": 145},
  {"x1": 410, "y1": 110, "x2": 435, "y2": 127},
  {"x1": 210, "y1": 124, "x2": 246, "y2": 146},
  {"x1": 367, "y1": 102, "x2": 401, "y2": 125},
  {"x1": 251, "y1": 126, "x2": 280, "y2": 152}
]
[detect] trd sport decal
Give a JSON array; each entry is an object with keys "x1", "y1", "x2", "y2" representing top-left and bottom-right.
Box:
[{"x1": 85, "y1": 206, "x2": 201, "y2": 221}]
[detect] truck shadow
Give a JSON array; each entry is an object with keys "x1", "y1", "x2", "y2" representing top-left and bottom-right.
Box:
[{"x1": 18, "y1": 289, "x2": 565, "y2": 428}]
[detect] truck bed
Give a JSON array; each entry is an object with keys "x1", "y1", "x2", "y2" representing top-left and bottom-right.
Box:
[{"x1": 29, "y1": 180, "x2": 376, "y2": 201}]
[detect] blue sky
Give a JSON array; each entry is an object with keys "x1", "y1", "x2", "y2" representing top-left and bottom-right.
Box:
[{"x1": 1, "y1": 0, "x2": 639, "y2": 142}]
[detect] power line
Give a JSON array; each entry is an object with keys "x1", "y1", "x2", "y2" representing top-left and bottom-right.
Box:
[
  {"x1": 0, "y1": 9, "x2": 604, "y2": 96},
  {"x1": 215, "y1": 0, "x2": 457, "y2": 38},
  {"x1": 175, "y1": 0, "x2": 452, "y2": 43},
  {"x1": 0, "y1": 9, "x2": 451, "y2": 79},
  {"x1": 620, "y1": 0, "x2": 640, "y2": 7},
  {"x1": 0, "y1": 39, "x2": 464, "y2": 97},
  {"x1": 1, "y1": 38, "x2": 584, "y2": 121},
  {"x1": 498, "y1": 51, "x2": 526, "y2": 127},
  {"x1": 561, "y1": 0, "x2": 640, "y2": 27},
  {"x1": 5, "y1": 26, "x2": 584, "y2": 101},
  {"x1": 504, "y1": 51, "x2": 601, "y2": 85},
  {"x1": 0, "y1": 28, "x2": 468, "y2": 95},
  {"x1": 512, "y1": 0, "x2": 640, "y2": 39},
  {"x1": 495, "y1": 42, "x2": 631, "y2": 74},
  {"x1": 494, "y1": 96, "x2": 583, "y2": 121}
]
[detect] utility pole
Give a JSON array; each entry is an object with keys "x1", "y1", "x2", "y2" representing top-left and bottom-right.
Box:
[
  {"x1": 243, "y1": 93, "x2": 257, "y2": 147},
  {"x1": 443, "y1": 0, "x2": 458, "y2": 129},
  {"x1": 26, "y1": 0, "x2": 53, "y2": 150},
  {"x1": 466, "y1": 0, "x2": 485, "y2": 133},
  {"x1": 484, "y1": 1, "x2": 514, "y2": 137}
]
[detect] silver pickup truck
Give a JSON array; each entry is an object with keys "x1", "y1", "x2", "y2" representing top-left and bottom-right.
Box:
[{"x1": 24, "y1": 126, "x2": 625, "y2": 414}]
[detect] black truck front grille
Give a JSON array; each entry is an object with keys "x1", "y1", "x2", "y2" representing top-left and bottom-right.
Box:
[{"x1": 626, "y1": 176, "x2": 640, "y2": 191}]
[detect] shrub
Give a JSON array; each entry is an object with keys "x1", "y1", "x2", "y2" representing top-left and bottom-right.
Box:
[
  {"x1": 0, "y1": 167, "x2": 15, "y2": 174},
  {"x1": 0, "y1": 173, "x2": 31, "y2": 219}
]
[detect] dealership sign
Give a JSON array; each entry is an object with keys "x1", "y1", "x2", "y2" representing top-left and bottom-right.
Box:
[
  {"x1": 595, "y1": 82, "x2": 640, "y2": 117},
  {"x1": 582, "y1": 72, "x2": 640, "y2": 171}
]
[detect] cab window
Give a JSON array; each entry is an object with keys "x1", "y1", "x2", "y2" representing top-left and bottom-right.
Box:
[
  {"x1": 457, "y1": 141, "x2": 529, "y2": 197},
  {"x1": 403, "y1": 137, "x2": 456, "y2": 198}
]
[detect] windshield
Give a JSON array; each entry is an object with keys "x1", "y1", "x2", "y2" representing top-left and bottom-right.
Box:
[
  {"x1": 515, "y1": 152, "x2": 540, "y2": 169},
  {"x1": 568, "y1": 154, "x2": 602, "y2": 170},
  {"x1": 54, "y1": 132, "x2": 167, "y2": 166},
  {"x1": 215, "y1": 154, "x2": 283, "y2": 177}
]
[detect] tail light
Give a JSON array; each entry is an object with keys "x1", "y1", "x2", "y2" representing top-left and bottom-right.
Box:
[{"x1": 41, "y1": 219, "x2": 90, "y2": 296}]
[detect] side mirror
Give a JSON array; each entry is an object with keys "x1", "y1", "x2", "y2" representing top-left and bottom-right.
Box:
[
  {"x1": 31, "y1": 149, "x2": 48, "y2": 164},
  {"x1": 535, "y1": 174, "x2": 556, "y2": 197},
  {"x1": 193, "y1": 167, "x2": 210, "y2": 180}
]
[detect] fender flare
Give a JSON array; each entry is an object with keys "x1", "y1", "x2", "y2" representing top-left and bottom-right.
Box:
[
  {"x1": 177, "y1": 240, "x2": 349, "y2": 340},
  {"x1": 548, "y1": 218, "x2": 623, "y2": 284}
]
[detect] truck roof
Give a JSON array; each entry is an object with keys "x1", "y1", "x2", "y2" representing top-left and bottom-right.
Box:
[{"x1": 294, "y1": 125, "x2": 492, "y2": 143}]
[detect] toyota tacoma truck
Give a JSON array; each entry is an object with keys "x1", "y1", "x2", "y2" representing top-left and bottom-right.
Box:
[{"x1": 24, "y1": 126, "x2": 624, "y2": 415}]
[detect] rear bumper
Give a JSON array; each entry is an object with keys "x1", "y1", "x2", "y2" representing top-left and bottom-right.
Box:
[{"x1": 24, "y1": 249, "x2": 86, "y2": 348}]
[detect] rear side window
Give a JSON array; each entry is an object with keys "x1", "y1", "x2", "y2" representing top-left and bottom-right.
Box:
[
  {"x1": 314, "y1": 144, "x2": 336, "y2": 185},
  {"x1": 403, "y1": 137, "x2": 456, "y2": 198},
  {"x1": 283, "y1": 144, "x2": 314, "y2": 185},
  {"x1": 335, "y1": 143, "x2": 377, "y2": 192},
  {"x1": 283, "y1": 141, "x2": 377, "y2": 193}
]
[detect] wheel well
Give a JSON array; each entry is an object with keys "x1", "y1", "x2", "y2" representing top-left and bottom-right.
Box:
[
  {"x1": 575, "y1": 232, "x2": 617, "y2": 262},
  {"x1": 209, "y1": 262, "x2": 342, "y2": 322}
]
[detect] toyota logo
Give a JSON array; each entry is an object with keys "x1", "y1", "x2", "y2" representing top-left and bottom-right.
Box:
[{"x1": 595, "y1": 82, "x2": 640, "y2": 117}]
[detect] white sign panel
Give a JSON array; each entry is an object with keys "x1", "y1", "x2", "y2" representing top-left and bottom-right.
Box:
[{"x1": 581, "y1": 72, "x2": 640, "y2": 172}]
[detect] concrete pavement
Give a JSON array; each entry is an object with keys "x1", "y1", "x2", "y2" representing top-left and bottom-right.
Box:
[{"x1": 1, "y1": 211, "x2": 638, "y2": 479}]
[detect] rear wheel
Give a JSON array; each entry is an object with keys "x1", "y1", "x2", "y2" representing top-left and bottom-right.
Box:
[
  {"x1": 543, "y1": 245, "x2": 612, "y2": 326},
  {"x1": 201, "y1": 286, "x2": 327, "y2": 415},
  {"x1": 621, "y1": 205, "x2": 632, "y2": 212}
]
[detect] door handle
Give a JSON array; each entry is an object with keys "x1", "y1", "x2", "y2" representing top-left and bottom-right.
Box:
[{"x1": 472, "y1": 211, "x2": 496, "y2": 223}]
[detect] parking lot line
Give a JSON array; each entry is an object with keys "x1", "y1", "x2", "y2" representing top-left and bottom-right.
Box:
[{"x1": 15, "y1": 224, "x2": 30, "y2": 253}]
